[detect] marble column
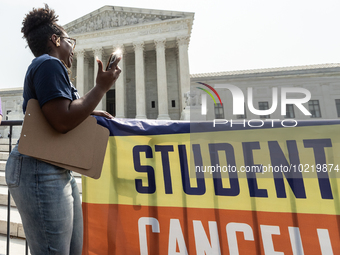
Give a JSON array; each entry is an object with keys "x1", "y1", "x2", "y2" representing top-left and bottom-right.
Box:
[
  {"x1": 321, "y1": 84, "x2": 335, "y2": 119},
  {"x1": 177, "y1": 36, "x2": 191, "y2": 112},
  {"x1": 75, "y1": 49, "x2": 85, "y2": 97},
  {"x1": 155, "y1": 38, "x2": 170, "y2": 120},
  {"x1": 84, "y1": 58, "x2": 89, "y2": 94},
  {"x1": 133, "y1": 41, "x2": 147, "y2": 119},
  {"x1": 93, "y1": 47, "x2": 104, "y2": 110},
  {"x1": 114, "y1": 45, "x2": 125, "y2": 118}
]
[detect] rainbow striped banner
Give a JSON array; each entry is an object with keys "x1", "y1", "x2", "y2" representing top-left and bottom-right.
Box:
[{"x1": 82, "y1": 118, "x2": 340, "y2": 255}]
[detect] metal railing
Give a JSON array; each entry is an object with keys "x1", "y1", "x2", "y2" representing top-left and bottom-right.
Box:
[{"x1": 0, "y1": 120, "x2": 28, "y2": 255}]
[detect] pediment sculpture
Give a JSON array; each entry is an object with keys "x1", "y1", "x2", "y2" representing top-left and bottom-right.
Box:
[{"x1": 65, "y1": 8, "x2": 184, "y2": 35}]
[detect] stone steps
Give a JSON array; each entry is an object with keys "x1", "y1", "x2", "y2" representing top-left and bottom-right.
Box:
[
  {"x1": 0, "y1": 179, "x2": 83, "y2": 238},
  {"x1": 0, "y1": 233, "x2": 30, "y2": 255},
  {"x1": 0, "y1": 205, "x2": 25, "y2": 238},
  {"x1": 0, "y1": 141, "x2": 83, "y2": 243},
  {"x1": 0, "y1": 138, "x2": 18, "y2": 145},
  {"x1": 0, "y1": 161, "x2": 5, "y2": 172},
  {"x1": 0, "y1": 152, "x2": 9, "y2": 161}
]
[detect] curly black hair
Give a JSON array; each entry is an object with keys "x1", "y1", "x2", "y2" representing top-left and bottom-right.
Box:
[{"x1": 21, "y1": 4, "x2": 65, "y2": 57}]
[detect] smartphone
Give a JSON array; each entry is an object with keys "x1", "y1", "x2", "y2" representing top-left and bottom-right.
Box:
[{"x1": 106, "y1": 53, "x2": 117, "y2": 71}]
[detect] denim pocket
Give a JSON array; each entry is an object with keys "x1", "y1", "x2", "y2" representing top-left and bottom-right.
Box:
[{"x1": 5, "y1": 153, "x2": 22, "y2": 188}]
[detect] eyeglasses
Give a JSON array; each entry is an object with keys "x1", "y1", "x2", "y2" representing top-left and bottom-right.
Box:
[{"x1": 61, "y1": 37, "x2": 76, "y2": 49}]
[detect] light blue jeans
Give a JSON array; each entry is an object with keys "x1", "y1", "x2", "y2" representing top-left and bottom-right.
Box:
[{"x1": 5, "y1": 144, "x2": 83, "y2": 255}]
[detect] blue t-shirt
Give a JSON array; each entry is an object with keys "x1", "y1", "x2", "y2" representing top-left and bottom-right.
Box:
[{"x1": 23, "y1": 54, "x2": 79, "y2": 113}]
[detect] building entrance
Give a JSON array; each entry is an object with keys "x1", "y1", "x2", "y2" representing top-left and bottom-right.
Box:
[{"x1": 106, "y1": 89, "x2": 115, "y2": 116}]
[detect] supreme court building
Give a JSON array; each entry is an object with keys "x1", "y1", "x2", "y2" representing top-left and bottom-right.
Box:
[
  {"x1": 2, "y1": 5, "x2": 340, "y2": 138},
  {"x1": 65, "y1": 5, "x2": 194, "y2": 120}
]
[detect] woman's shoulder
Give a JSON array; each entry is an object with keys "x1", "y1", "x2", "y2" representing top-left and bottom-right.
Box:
[
  {"x1": 26, "y1": 54, "x2": 65, "y2": 78},
  {"x1": 30, "y1": 54, "x2": 62, "y2": 69}
]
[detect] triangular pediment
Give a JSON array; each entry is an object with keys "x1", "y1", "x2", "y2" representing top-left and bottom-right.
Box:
[{"x1": 64, "y1": 5, "x2": 194, "y2": 35}]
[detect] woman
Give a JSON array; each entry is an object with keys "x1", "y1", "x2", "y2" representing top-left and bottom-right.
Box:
[{"x1": 5, "y1": 5, "x2": 121, "y2": 255}]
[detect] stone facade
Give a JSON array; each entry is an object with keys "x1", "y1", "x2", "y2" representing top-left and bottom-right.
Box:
[
  {"x1": 65, "y1": 5, "x2": 194, "y2": 120},
  {"x1": 0, "y1": 88, "x2": 24, "y2": 138},
  {"x1": 190, "y1": 64, "x2": 340, "y2": 121}
]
